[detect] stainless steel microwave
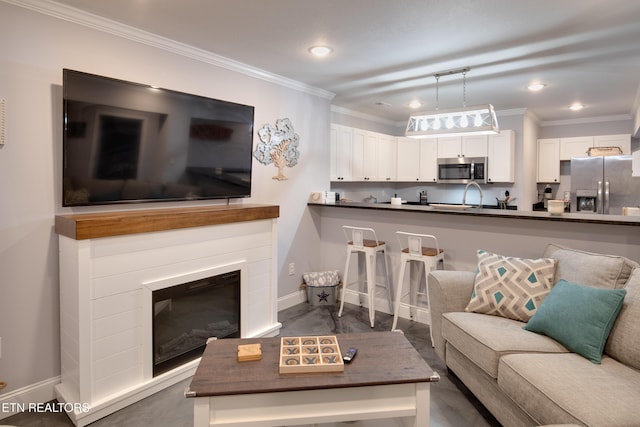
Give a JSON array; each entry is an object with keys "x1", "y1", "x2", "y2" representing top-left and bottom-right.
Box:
[{"x1": 437, "y1": 157, "x2": 488, "y2": 184}]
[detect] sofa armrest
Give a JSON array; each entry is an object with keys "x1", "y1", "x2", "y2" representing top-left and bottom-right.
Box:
[{"x1": 428, "y1": 270, "x2": 476, "y2": 362}]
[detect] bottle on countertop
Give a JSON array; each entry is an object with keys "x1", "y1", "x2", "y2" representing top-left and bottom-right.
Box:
[
  {"x1": 420, "y1": 190, "x2": 428, "y2": 205},
  {"x1": 543, "y1": 184, "x2": 553, "y2": 208}
]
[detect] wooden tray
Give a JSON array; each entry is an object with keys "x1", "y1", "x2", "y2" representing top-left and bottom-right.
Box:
[{"x1": 279, "y1": 336, "x2": 344, "y2": 374}]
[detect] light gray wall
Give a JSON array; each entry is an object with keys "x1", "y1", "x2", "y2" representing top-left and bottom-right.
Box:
[{"x1": 0, "y1": 2, "x2": 330, "y2": 394}]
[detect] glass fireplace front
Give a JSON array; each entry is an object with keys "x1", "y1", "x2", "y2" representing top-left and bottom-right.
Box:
[{"x1": 152, "y1": 270, "x2": 240, "y2": 376}]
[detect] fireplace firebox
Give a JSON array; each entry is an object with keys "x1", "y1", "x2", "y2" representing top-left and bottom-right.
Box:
[{"x1": 152, "y1": 270, "x2": 240, "y2": 376}]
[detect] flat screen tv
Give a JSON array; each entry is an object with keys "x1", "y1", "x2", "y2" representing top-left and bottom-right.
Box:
[{"x1": 62, "y1": 69, "x2": 254, "y2": 206}]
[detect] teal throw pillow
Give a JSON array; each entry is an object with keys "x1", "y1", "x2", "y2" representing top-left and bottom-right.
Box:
[{"x1": 524, "y1": 279, "x2": 626, "y2": 364}]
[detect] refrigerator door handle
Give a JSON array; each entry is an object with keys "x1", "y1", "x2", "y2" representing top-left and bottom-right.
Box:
[
  {"x1": 597, "y1": 180, "x2": 603, "y2": 213},
  {"x1": 604, "y1": 180, "x2": 610, "y2": 214}
]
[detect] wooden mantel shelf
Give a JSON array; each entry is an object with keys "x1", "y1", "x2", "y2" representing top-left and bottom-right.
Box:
[{"x1": 55, "y1": 204, "x2": 280, "y2": 240}]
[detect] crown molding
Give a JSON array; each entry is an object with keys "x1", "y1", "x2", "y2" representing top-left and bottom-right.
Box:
[{"x1": 4, "y1": 0, "x2": 335, "y2": 100}]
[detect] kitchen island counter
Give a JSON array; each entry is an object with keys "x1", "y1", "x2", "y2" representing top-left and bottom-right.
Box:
[
  {"x1": 308, "y1": 201, "x2": 639, "y2": 276},
  {"x1": 308, "y1": 201, "x2": 640, "y2": 226}
]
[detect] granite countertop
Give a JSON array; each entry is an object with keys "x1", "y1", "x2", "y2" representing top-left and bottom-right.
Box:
[{"x1": 307, "y1": 201, "x2": 640, "y2": 226}]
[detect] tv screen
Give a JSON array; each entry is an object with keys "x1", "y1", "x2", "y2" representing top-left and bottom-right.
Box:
[{"x1": 62, "y1": 69, "x2": 254, "y2": 206}]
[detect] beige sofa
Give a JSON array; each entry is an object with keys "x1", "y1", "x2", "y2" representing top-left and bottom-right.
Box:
[{"x1": 428, "y1": 243, "x2": 640, "y2": 427}]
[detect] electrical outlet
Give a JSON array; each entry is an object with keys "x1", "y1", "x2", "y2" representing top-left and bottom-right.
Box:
[{"x1": 288, "y1": 262, "x2": 295, "y2": 276}]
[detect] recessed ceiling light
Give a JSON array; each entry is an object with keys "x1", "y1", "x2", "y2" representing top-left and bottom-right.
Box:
[
  {"x1": 527, "y1": 83, "x2": 546, "y2": 92},
  {"x1": 308, "y1": 45, "x2": 333, "y2": 57},
  {"x1": 409, "y1": 100, "x2": 423, "y2": 109},
  {"x1": 569, "y1": 103, "x2": 584, "y2": 111}
]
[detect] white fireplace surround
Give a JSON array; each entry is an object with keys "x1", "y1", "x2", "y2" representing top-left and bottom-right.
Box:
[{"x1": 54, "y1": 207, "x2": 281, "y2": 426}]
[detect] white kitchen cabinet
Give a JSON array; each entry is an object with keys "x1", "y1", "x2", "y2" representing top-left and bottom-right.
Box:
[
  {"x1": 594, "y1": 134, "x2": 631, "y2": 154},
  {"x1": 437, "y1": 135, "x2": 488, "y2": 158},
  {"x1": 537, "y1": 138, "x2": 560, "y2": 183},
  {"x1": 487, "y1": 130, "x2": 515, "y2": 183},
  {"x1": 436, "y1": 136, "x2": 462, "y2": 158},
  {"x1": 376, "y1": 134, "x2": 397, "y2": 181},
  {"x1": 558, "y1": 134, "x2": 630, "y2": 159},
  {"x1": 396, "y1": 137, "x2": 421, "y2": 181},
  {"x1": 559, "y1": 136, "x2": 593, "y2": 160},
  {"x1": 419, "y1": 139, "x2": 438, "y2": 182},
  {"x1": 330, "y1": 124, "x2": 353, "y2": 181},
  {"x1": 397, "y1": 138, "x2": 438, "y2": 182},
  {"x1": 363, "y1": 131, "x2": 379, "y2": 181},
  {"x1": 351, "y1": 128, "x2": 366, "y2": 181},
  {"x1": 462, "y1": 135, "x2": 489, "y2": 157}
]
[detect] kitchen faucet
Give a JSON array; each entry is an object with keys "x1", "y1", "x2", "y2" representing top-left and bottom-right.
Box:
[{"x1": 463, "y1": 181, "x2": 484, "y2": 208}]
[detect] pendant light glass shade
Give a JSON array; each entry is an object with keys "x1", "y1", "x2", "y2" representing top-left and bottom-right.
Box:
[{"x1": 405, "y1": 104, "x2": 499, "y2": 138}]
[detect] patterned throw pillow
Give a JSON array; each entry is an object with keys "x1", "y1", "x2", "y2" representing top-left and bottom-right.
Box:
[{"x1": 465, "y1": 250, "x2": 557, "y2": 322}]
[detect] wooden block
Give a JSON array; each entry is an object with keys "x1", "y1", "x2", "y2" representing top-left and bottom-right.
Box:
[{"x1": 237, "y1": 343, "x2": 262, "y2": 362}]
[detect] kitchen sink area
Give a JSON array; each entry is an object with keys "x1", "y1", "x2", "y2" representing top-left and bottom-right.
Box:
[{"x1": 378, "y1": 200, "x2": 517, "y2": 210}]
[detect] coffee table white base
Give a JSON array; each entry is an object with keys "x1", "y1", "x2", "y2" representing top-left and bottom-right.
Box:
[{"x1": 193, "y1": 382, "x2": 430, "y2": 427}]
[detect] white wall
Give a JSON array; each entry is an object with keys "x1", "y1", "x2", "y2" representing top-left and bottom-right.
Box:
[{"x1": 0, "y1": 1, "x2": 331, "y2": 395}]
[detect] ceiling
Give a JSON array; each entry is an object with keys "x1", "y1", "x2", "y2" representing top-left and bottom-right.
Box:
[{"x1": 50, "y1": 0, "x2": 640, "y2": 124}]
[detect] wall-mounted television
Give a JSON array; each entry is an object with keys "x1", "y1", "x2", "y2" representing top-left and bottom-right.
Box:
[{"x1": 62, "y1": 69, "x2": 254, "y2": 206}]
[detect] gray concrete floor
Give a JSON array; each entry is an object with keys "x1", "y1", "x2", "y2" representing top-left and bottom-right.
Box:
[{"x1": 3, "y1": 302, "x2": 499, "y2": 427}]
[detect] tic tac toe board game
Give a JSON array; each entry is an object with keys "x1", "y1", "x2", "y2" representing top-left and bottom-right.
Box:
[{"x1": 279, "y1": 336, "x2": 344, "y2": 374}]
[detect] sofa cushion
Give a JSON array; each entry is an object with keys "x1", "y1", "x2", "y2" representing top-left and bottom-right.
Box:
[
  {"x1": 605, "y1": 268, "x2": 640, "y2": 370},
  {"x1": 543, "y1": 243, "x2": 638, "y2": 289},
  {"x1": 442, "y1": 312, "x2": 568, "y2": 379},
  {"x1": 465, "y1": 250, "x2": 557, "y2": 322},
  {"x1": 498, "y1": 353, "x2": 640, "y2": 426},
  {"x1": 524, "y1": 279, "x2": 626, "y2": 364}
]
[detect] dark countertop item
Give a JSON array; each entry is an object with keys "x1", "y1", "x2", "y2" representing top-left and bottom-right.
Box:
[{"x1": 308, "y1": 201, "x2": 640, "y2": 226}]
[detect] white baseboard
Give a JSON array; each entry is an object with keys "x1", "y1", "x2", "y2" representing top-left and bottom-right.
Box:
[
  {"x1": 278, "y1": 289, "x2": 430, "y2": 325},
  {"x1": 278, "y1": 289, "x2": 307, "y2": 311},
  {"x1": 0, "y1": 376, "x2": 60, "y2": 420}
]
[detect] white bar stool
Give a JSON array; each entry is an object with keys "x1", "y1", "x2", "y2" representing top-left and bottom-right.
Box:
[
  {"x1": 391, "y1": 232, "x2": 444, "y2": 343},
  {"x1": 338, "y1": 226, "x2": 393, "y2": 327}
]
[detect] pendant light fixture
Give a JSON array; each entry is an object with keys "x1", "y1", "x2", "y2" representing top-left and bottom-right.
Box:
[{"x1": 405, "y1": 67, "x2": 499, "y2": 138}]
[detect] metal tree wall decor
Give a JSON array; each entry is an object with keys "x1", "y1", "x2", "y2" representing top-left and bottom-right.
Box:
[{"x1": 253, "y1": 118, "x2": 300, "y2": 180}]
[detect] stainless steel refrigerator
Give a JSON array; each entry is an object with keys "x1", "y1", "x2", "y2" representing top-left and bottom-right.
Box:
[{"x1": 570, "y1": 155, "x2": 640, "y2": 214}]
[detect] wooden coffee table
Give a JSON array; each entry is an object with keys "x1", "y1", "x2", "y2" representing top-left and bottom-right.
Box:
[{"x1": 186, "y1": 331, "x2": 439, "y2": 426}]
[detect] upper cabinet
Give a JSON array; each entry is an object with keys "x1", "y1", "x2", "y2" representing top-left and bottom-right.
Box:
[
  {"x1": 437, "y1": 135, "x2": 488, "y2": 158},
  {"x1": 536, "y1": 139, "x2": 560, "y2": 183},
  {"x1": 559, "y1": 134, "x2": 631, "y2": 160},
  {"x1": 397, "y1": 138, "x2": 438, "y2": 182},
  {"x1": 396, "y1": 138, "x2": 421, "y2": 181},
  {"x1": 376, "y1": 134, "x2": 397, "y2": 181},
  {"x1": 487, "y1": 130, "x2": 515, "y2": 183},
  {"x1": 593, "y1": 134, "x2": 631, "y2": 154},
  {"x1": 419, "y1": 139, "x2": 439, "y2": 182},
  {"x1": 331, "y1": 124, "x2": 513, "y2": 184},
  {"x1": 330, "y1": 125, "x2": 396, "y2": 182},
  {"x1": 559, "y1": 136, "x2": 594, "y2": 160},
  {"x1": 330, "y1": 124, "x2": 353, "y2": 181}
]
